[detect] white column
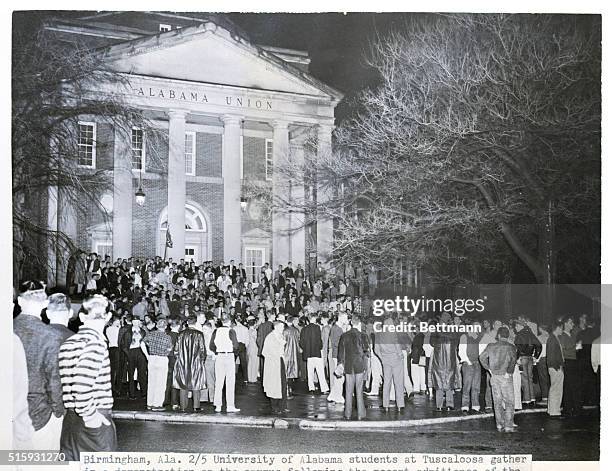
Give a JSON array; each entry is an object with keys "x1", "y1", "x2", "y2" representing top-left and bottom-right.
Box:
[
  {"x1": 167, "y1": 110, "x2": 187, "y2": 261},
  {"x1": 47, "y1": 185, "x2": 58, "y2": 287},
  {"x1": 272, "y1": 120, "x2": 290, "y2": 268},
  {"x1": 290, "y1": 136, "x2": 306, "y2": 268},
  {"x1": 221, "y1": 114, "x2": 243, "y2": 263},
  {"x1": 57, "y1": 188, "x2": 77, "y2": 287},
  {"x1": 112, "y1": 126, "x2": 133, "y2": 260},
  {"x1": 316, "y1": 124, "x2": 334, "y2": 267}
]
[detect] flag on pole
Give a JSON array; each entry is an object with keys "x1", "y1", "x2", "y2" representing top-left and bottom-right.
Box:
[{"x1": 166, "y1": 226, "x2": 173, "y2": 248}]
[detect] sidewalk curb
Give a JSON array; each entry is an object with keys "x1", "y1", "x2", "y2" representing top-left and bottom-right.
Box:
[
  {"x1": 112, "y1": 408, "x2": 546, "y2": 429},
  {"x1": 298, "y1": 408, "x2": 547, "y2": 430},
  {"x1": 112, "y1": 410, "x2": 278, "y2": 428}
]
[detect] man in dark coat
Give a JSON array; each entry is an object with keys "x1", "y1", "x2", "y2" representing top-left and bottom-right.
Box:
[
  {"x1": 256, "y1": 313, "x2": 274, "y2": 380},
  {"x1": 338, "y1": 316, "x2": 371, "y2": 420},
  {"x1": 173, "y1": 315, "x2": 207, "y2": 411},
  {"x1": 299, "y1": 312, "x2": 329, "y2": 394},
  {"x1": 430, "y1": 312, "x2": 458, "y2": 411},
  {"x1": 283, "y1": 316, "x2": 301, "y2": 396}
]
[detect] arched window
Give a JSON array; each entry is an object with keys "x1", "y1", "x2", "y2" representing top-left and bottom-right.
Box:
[{"x1": 159, "y1": 204, "x2": 207, "y2": 232}]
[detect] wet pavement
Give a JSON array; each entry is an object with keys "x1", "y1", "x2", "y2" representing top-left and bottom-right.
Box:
[
  {"x1": 114, "y1": 378, "x2": 510, "y2": 421},
  {"x1": 114, "y1": 410, "x2": 600, "y2": 461}
]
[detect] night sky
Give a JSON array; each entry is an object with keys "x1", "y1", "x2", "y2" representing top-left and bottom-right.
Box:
[{"x1": 13, "y1": 11, "x2": 428, "y2": 122}]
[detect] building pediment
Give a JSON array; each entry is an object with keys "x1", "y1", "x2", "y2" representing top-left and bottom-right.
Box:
[
  {"x1": 243, "y1": 228, "x2": 271, "y2": 240},
  {"x1": 102, "y1": 21, "x2": 342, "y2": 102}
]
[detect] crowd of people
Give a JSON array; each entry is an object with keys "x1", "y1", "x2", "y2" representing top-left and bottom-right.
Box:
[{"x1": 12, "y1": 254, "x2": 601, "y2": 459}]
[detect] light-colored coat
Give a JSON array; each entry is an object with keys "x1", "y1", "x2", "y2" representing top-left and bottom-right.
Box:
[{"x1": 262, "y1": 331, "x2": 286, "y2": 399}]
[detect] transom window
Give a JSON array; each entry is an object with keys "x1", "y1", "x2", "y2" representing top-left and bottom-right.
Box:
[
  {"x1": 160, "y1": 204, "x2": 207, "y2": 232},
  {"x1": 185, "y1": 132, "x2": 196, "y2": 176},
  {"x1": 131, "y1": 128, "x2": 145, "y2": 170},
  {"x1": 265, "y1": 139, "x2": 273, "y2": 181},
  {"x1": 78, "y1": 122, "x2": 96, "y2": 168}
]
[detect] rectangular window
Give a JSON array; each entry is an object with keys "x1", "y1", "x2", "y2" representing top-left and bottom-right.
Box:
[
  {"x1": 185, "y1": 131, "x2": 196, "y2": 175},
  {"x1": 131, "y1": 128, "x2": 145, "y2": 170},
  {"x1": 265, "y1": 139, "x2": 273, "y2": 181},
  {"x1": 77, "y1": 122, "x2": 96, "y2": 168},
  {"x1": 245, "y1": 247, "x2": 265, "y2": 284},
  {"x1": 159, "y1": 24, "x2": 172, "y2": 32}
]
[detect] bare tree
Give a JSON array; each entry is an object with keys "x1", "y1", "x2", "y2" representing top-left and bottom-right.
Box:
[
  {"x1": 12, "y1": 23, "x2": 163, "y2": 286},
  {"x1": 274, "y1": 14, "x2": 600, "y2": 290}
]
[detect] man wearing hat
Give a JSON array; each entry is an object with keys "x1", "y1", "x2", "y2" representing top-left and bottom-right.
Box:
[
  {"x1": 13, "y1": 281, "x2": 66, "y2": 450},
  {"x1": 58, "y1": 295, "x2": 117, "y2": 460}
]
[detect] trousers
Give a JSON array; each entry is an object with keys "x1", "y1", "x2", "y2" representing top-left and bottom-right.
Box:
[
  {"x1": 547, "y1": 367, "x2": 564, "y2": 416},
  {"x1": 60, "y1": 409, "x2": 116, "y2": 461},
  {"x1": 147, "y1": 355, "x2": 168, "y2": 407},
  {"x1": 519, "y1": 356, "x2": 535, "y2": 403},
  {"x1": 536, "y1": 358, "x2": 550, "y2": 400},
  {"x1": 402, "y1": 350, "x2": 413, "y2": 394},
  {"x1": 436, "y1": 388, "x2": 454, "y2": 409},
  {"x1": 563, "y1": 359, "x2": 580, "y2": 415},
  {"x1": 214, "y1": 353, "x2": 236, "y2": 408},
  {"x1": 461, "y1": 362, "x2": 481, "y2": 410},
  {"x1": 327, "y1": 358, "x2": 345, "y2": 403},
  {"x1": 236, "y1": 343, "x2": 248, "y2": 380},
  {"x1": 204, "y1": 356, "x2": 216, "y2": 402},
  {"x1": 382, "y1": 357, "x2": 405, "y2": 408},
  {"x1": 307, "y1": 357, "x2": 329, "y2": 392},
  {"x1": 411, "y1": 363, "x2": 427, "y2": 392},
  {"x1": 369, "y1": 354, "x2": 383, "y2": 393},
  {"x1": 127, "y1": 348, "x2": 148, "y2": 398},
  {"x1": 490, "y1": 374, "x2": 514, "y2": 430},
  {"x1": 345, "y1": 372, "x2": 366, "y2": 419},
  {"x1": 30, "y1": 413, "x2": 63, "y2": 451}
]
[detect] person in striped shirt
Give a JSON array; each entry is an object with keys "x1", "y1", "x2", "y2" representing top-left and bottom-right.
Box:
[{"x1": 58, "y1": 295, "x2": 117, "y2": 461}]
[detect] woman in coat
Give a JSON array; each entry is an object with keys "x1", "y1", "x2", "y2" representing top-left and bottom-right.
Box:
[
  {"x1": 246, "y1": 318, "x2": 259, "y2": 382},
  {"x1": 262, "y1": 320, "x2": 287, "y2": 414},
  {"x1": 173, "y1": 315, "x2": 207, "y2": 412}
]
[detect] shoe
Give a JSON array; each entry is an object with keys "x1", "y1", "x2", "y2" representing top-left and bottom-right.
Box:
[
  {"x1": 496, "y1": 426, "x2": 503, "y2": 432},
  {"x1": 548, "y1": 414, "x2": 564, "y2": 419},
  {"x1": 384, "y1": 407, "x2": 390, "y2": 413},
  {"x1": 408, "y1": 392, "x2": 415, "y2": 400},
  {"x1": 365, "y1": 391, "x2": 379, "y2": 396},
  {"x1": 503, "y1": 427, "x2": 516, "y2": 433},
  {"x1": 152, "y1": 407, "x2": 165, "y2": 412},
  {"x1": 397, "y1": 407, "x2": 404, "y2": 414},
  {"x1": 462, "y1": 410, "x2": 469, "y2": 416},
  {"x1": 226, "y1": 407, "x2": 241, "y2": 413},
  {"x1": 215, "y1": 406, "x2": 222, "y2": 413},
  {"x1": 512, "y1": 422, "x2": 518, "y2": 428},
  {"x1": 172, "y1": 405, "x2": 180, "y2": 411},
  {"x1": 436, "y1": 407, "x2": 444, "y2": 412},
  {"x1": 193, "y1": 408, "x2": 201, "y2": 412},
  {"x1": 446, "y1": 407, "x2": 453, "y2": 412},
  {"x1": 146, "y1": 405, "x2": 153, "y2": 410}
]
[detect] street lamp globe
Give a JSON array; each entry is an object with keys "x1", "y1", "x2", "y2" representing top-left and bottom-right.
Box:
[{"x1": 135, "y1": 187, "x2": 146, "y2": 206}]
